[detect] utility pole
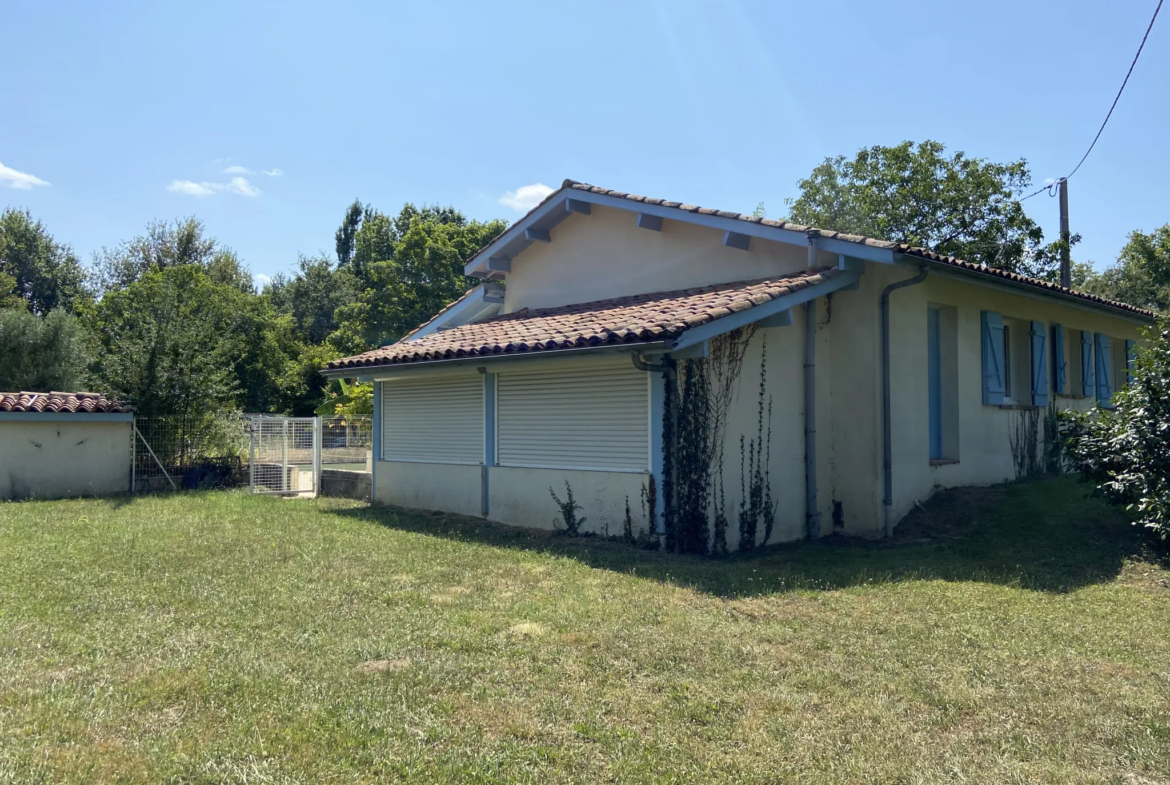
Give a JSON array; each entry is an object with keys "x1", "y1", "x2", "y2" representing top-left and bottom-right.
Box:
[{"x1": 1059, "y1": 178, "x2": 1071, "y2": 288}]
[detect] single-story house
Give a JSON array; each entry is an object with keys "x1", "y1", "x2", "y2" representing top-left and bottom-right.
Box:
[
  {"x1": 0, "y1": 392, "x2": 134, "y2": 500},
  {"x1": 324, "y1": 180, "x2": 1153, "y2": 548}
]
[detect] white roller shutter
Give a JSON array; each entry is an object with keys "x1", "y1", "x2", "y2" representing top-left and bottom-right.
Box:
[
  {"x1": 382, "y1": 373, "x2": 482, "y2": 464},
  {"x1": 497, "y1": 358, "x2": 649, "y2": 472}
]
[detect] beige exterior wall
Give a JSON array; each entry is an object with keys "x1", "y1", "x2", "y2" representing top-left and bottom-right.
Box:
[
  {"x1": 873, "y1": 264, "x2": 1146, "y2": 527},
  {"x1": 0, "y1": 420, "x2": 131, "y2": 500},
  {"x1": 488, "y1": 466, "x2": 650, "y2": 535},
  {"x1": 374, "y1": 461, "x2": 483, "y2": 517},
  {"x1": 504, "y1": 204, "x2": 818, "y2": 313}
]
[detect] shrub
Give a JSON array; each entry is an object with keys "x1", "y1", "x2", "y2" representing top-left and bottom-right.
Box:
[
  {"x1": 1063, "y1": 324, "x2": 1170, "y2": 540},
  {"x1": 549, "y1": 481, "x2": 586, "y2": 536}
]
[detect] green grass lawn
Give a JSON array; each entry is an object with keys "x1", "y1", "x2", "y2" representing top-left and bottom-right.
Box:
[{"x1": 1, "y1": 478, "x2": 1168, "y2": 784}]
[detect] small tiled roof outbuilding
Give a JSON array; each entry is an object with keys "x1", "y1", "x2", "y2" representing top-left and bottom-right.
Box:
[
  {"x1": 0, "y1": 391, "x2": 132, "y2": 414},
  {"x1": 327, "y1": 267, "x2": 839, "y2": 370}
]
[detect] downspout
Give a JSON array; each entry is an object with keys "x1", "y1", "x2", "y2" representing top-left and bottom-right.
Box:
[
  {"x1": 881, "y1": 267, "x2": 928, "y2": 537},
  {"x1": 632, "y1": 352, "x2": 676, "y2": 536},
  {"x1": 804, "y1": 231, "x2": 820, "y2": 540}
]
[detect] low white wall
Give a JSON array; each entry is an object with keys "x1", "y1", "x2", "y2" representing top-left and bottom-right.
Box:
[
  {"x1": 488, "y1": 466, "x2": 651, "y2": 537},
  {"x1": 0, "y1": 421, "x2": 131, "y2": 499},
  {"x1": 374, "y1": 461, "x2": 482, "y2": 517}
]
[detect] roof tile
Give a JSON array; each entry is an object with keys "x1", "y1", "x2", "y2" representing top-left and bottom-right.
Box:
[{"x1": 0, "y1": 391, "x2": 130, "y2": 414}]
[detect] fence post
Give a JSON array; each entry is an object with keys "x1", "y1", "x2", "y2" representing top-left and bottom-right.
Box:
[
  {"x1": 248, "y1": 417, "x2": 255, "y2": 494},
  {"x1": 282, "y1": 418, "x2": 289, "y2": 493},
  {"x1": 313, "y1": 416, "x2": 322, "y2": 496}
]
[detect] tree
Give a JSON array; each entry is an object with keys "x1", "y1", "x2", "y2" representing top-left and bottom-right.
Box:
[
  {"x1": 1063, "y1": 323, "x2": 1170, "y2": 539},
  {"x1": 0, "y1": 308, "x2": 90, "y2": 392},
  {"x1": 330, "y1": 204, "x2": 506, "y2": 353},
  {"x1": 1080, "y1": 225, "x2": 1170, "y2": 314},
  {"x1": 786, "y1": 140, "x2": 1052, "y2": 275},
  {"x1": 265, "y1": 253, "x2": 358, "y2": 344},
  {"x1": 0, "y1": 208, "x2": 90, "y2": 314},
  {"x1": 335, "y1": 199, "x2": 365, "y2": 269},
  {"x1": 92, "y1": 217, "x2": 252, "y2": 294}
]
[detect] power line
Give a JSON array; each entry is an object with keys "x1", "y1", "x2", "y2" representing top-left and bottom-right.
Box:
[
  {"x1": 1065, "y1": 0, "x2": 1163, "y2": 180},
  {"x1": 1020, "y1": 0, "x2": 1163, "y2": 201}
]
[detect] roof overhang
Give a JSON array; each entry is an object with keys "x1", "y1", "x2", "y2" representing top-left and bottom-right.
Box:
[
  {"x1": 0, "y1": 412, "x2": 134, "y2": 422},
  {"x1": 464, "y1": 185, "x2": 899, "y2": 280}
]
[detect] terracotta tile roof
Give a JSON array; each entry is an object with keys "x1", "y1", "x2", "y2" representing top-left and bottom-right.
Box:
[
  {"x1": 0, "y1": 391, "x2": 131, "y2": 414},
  {"x1": 552, "y1": 180, "x2": 1155, "y2": 319},
  {"x1": 328, "y1": 267, "x2": 839, "y2": 370}
]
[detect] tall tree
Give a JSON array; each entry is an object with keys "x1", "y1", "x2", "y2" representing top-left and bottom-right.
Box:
[
  {"x1": 331, "y1": 206, "x2": 506, "y2": 353},
  {"x1": 265, "y1": 253, "x2": 358, "y2": 345},
  {"x1": 1081, "y1": 224, "x2": 1170, "y2": 313},
  {"x1": 787, "y1": 141, "x2": 1052, "y2": 275},
  {"x1": 335, "y1": 199, "x2": 365, "y2": 269},
  {"x1": 92, "y1": 217, "x2": 252, "y2": 294},
  {"x1": 0, "y1": 208, "x2": 90, "y2": 314},
  {"x1": 0, "y1": 309, "x2": 89, "y2": 392}
]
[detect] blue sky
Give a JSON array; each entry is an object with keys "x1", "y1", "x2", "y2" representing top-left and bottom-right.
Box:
[{"x1": 2, "y1": 0, "x2": 1166, "y2": 288}]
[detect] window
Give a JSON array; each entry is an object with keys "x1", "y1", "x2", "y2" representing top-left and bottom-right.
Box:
[
  {"x1": 1066, "y1": 328, "x2": 1084, "y2": 397},
  {"x1": 1002, "y1": 323, "x2": 1013, "y2": 401},
  {"x1": 1001, "y1": 317, "x2": 1033, "y2": 404},
  {"x1": 928, "y1": 305, "x2": 959, "y2": 462}
]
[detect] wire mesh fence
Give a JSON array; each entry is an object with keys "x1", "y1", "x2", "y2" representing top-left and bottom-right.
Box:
[
  {"x1": 320, "y1": 415, "x2": 373, "y2": 471},
  {"x1": 133, "y1": 414, "x2": 250, "y2": 493},
  {"x1": 248, "y1": 416, "x2": 319, "y2": 495}
]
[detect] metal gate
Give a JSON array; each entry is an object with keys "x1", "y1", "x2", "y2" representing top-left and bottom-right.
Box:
[{"x1": 248, "y1": 416, "x2": 321, "y2": 495}]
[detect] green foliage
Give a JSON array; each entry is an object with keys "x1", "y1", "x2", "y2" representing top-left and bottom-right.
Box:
[
  {"x1": 787, "y1": 140, "x2": 1051, "y2": 275},
  {"x1": 264, "y1": 253, "x2": 358, "y2": 344},
  {"x1": 314, "y1": 379, "x2": 373, "y2": 416},
  {"x1": 1063, "y1": 324, "x2": 1170, "y2": 539},
  {"x1": 674, "y1": 360, "x2": 711, "y2": 555},
  {"x1": 0, "y1": 207, "x2": 90, "y2": 314},
  {"x1": 1080, "y1": 224, "x2": 1170, "y2": 313},
  {"x1": 335, "y1": 199, "x2": 365, "y2": 269},
  {"x1": 549, "y1": 481, "x2": 586, "y2": 536},
  {"x1": 92, "y1": 217, "x2": 251, "y2": 294},
  {"x1": 0, "y1": 308, "x2": 89, "y2": 392},
  {"x1": 330, "y1": 205, "x2": 507, "y2": 353}
]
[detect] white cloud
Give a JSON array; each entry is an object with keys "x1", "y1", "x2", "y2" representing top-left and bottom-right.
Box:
[
  {"x1": 253, "y1": 273, "x2": 273, "y2": 290},
  {"x1": 223, "y1": 165, "x2": 252, "y2": 175},
  {"x1": 0, "y1": 161, "x2": 50, "y2": 190},
  {"x1": 262, "y1": 168, "x2": 283, "y2": 177},
  {"x1": 167, "y1": 176, "x2": 261, "y2": 198},
  {"x1": 167, "y1": 179, "x2": 218, "y2": 197},
  {"x1": 499, "y1": 182, "x2": 554, "y2": 212},
  {"x1": 225, "y1": 176, "x2": 261, "y2": 197}
]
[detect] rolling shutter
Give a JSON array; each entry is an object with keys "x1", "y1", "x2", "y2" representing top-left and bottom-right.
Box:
[
  {"x1": 382, "y1": 373, "x2": 483, "y2": 464},
  {"x1": 981, "y1": 311, "x2": 1005, "y2": 405},
  {"x1": 1030, "y1": 320, "x2": 1049, "y2": 407},
  {"x1": 1051, "y1": 324, "x2": 1067, "y2": 395},
  {"x1": 497, "y1": 358, "x2": 649, "y2": 472}
]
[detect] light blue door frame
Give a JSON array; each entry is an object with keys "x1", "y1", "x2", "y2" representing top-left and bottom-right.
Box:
[{"x1": 927, "y1": 307, "x2": 942, "y2": 460}]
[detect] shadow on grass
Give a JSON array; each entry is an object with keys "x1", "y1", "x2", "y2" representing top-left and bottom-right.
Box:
[{"x1": 332, "y1": 476, "x2": 1159, "y2": 598}]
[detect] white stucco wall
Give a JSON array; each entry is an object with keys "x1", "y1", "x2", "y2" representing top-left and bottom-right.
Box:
[
  {"x1": 488, "y1": 466, "x2": 650, "y2": 536},
  {"x1": 374, "y1": 461, "x2": 483, "y2": 517},
  {"x1": 0, "y1": 420, "x2": 131, "y2": 499},
  {"x1": 504, "y1": 204, "x2": 827, "y2": 313}
]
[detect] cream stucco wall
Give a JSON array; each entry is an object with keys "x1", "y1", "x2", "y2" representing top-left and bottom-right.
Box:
[
  {"x1": 488, "y1": 466, "x2": 650, "y2": 535},
  {"x1": 0, "y1": 420, "x2": 131, "y2": 499},
  {"x1": 504, "y1": 204, "x2": 826, "y2": 313},
  {"x1": 873, "y1": 264, "x2": 1147, "y2": 527},
  {"x1": 375, "y1": 461, "x2": 483, "y2": 517}
]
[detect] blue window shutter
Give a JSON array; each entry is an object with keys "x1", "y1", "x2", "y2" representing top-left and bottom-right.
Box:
[
  {"x1": 1051, "y1": 324, "x2": 1067, "y2": 395},
  {"x1": 1030, "y1": 321, "x2": 1049, "y2": 407},
  {"x1": 981, "y1": 311, "x2": 1005, "y2": 405},
  {"x1": 1094, "y1": 333, "x2": 1112, "y2": 405},
  {"x1": 1125, "y1": 339, "x2": 1136, "y2": 386},
  {"x1": 1080, "y1": 331, "x2": 1095, "y2": 398}
]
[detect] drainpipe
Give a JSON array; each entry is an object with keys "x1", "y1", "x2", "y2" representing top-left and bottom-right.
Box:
[
  {"x1": 632, "y1": 352, "x2": 676, "y2": 535},
  {"x1": 881, "y1": 267, "x2": 928, "y2": 537},
  {"x1": 804, "y1": 231, "x2": 821, "y2": 539}
]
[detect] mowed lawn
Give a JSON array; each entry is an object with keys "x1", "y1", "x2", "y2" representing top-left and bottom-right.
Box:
[{"x1": 1, "y1": 479, "x2": 1169, "y2": 784}]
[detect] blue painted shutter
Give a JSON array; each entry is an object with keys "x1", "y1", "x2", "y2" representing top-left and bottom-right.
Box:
[
  {"x1": 1080, "y1": 331, "x2": 1095, "y2": 398},
  {"x1": 1030, "y1": 321, "x2": 1049, "y2": 407},
  {"x1": 1094, "y1": 333, "x2": 1112, "y2": 405},
  {"x1": 1051, "y1": 324, "x2": 1067, "y2": 395},
  {"x1": 981, "y1": 311, "x2": 1005, "y2": 405},
  {"x1": 1125, "y1": 339, "x2": 1136, "y2": 386}
]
